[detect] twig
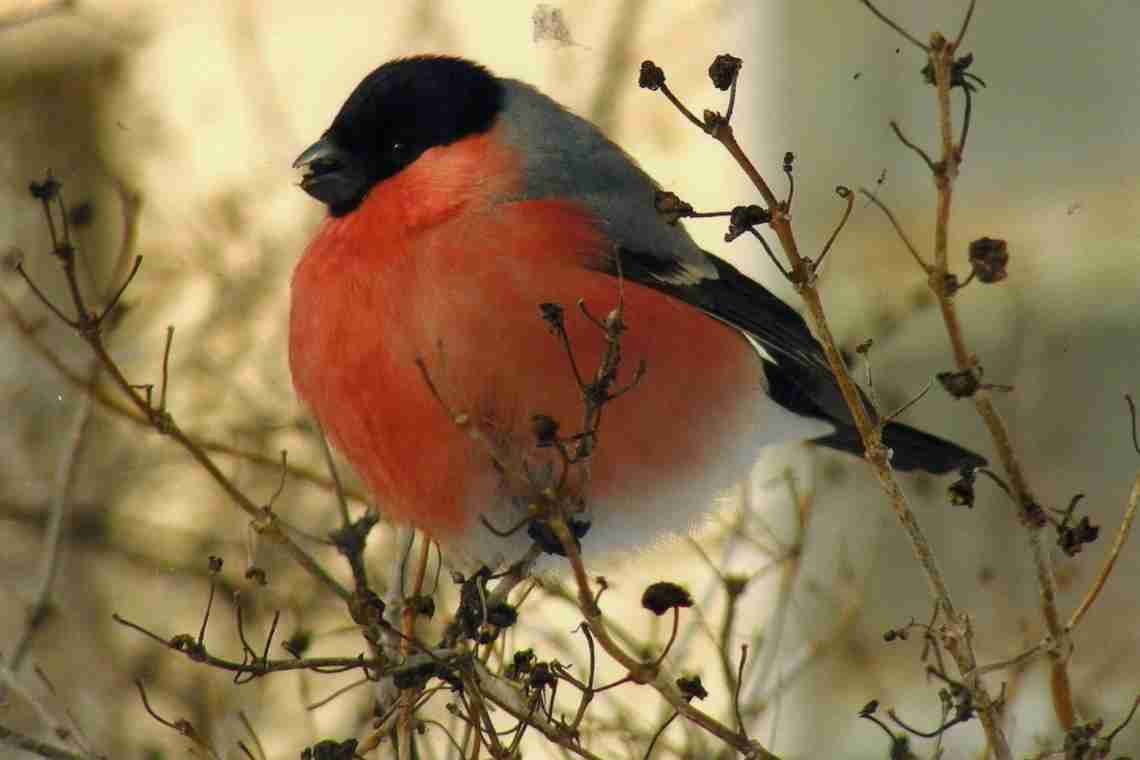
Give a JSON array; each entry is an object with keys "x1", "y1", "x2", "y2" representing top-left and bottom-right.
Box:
[
  {"x1": 749, "y1": 228, "x2": 791, "y2": 280},
  {"x1": 883, "y1": 380, "x2": 935, "y2": 425},
  {"x1": 158, "y1": 326, "x2": 174, "y2": 413},
  {"x1": 135, "y1": 680, "x2": 221, "y2": 760},
  {"x1": 734, "y1": 644, "x2": 749, "y2": 737},
  {"x1": 14, "y1": 176, "x2": 356, "y2": 606},
  {"x1": 112, "y1": 613, "x2": 379, "y2": 676},
  {"x1": 316, "y1": 422, "x2": 352, "y2": 526},
  {"x1": 647, "y1": 57, "x2": 1011, "y2": 759},
  {"x1": 936, "y1": 27, "x2": 1072, "y2": 731},
  {"x1": 972, "y1": 640, "x2": 1049, "y2": 678},
  {"x1": 1066, "y1": 473, "x2": 1140, "y2": 631},
  {"x1": 859, "y1": 188, "x2": 933, "y2": 273},
  {"x1": 890, "y1": 121, "x2": 939, "y2": 173},
  {"x1": 398, "y1": 533, "x2": 433, "y2": 760},
  {"x1": 0, "y1": 299, "x2": 370, "y2": 503},
  {"x1": 813, "y1": 186, "x2": 854, "y2": 273},
  {"x1": 8, "y1": 361, "x2": 96, "y2": 670},
  {"x1": 0, "y1": 721, "x2": 85, "y2": 760},
  {"x1": 1126, "y1": 394, "x2": 1139, "y2": 455},
  {"x1": 644, "y1": 711, "x2": 679, "y2": 760},
  {"x1": 237, "y1": 711, "x2": 266, "y2": 760},
  {"x1": 859, "y1": 0, "x2": 929, "y2": 52},
  {"x1": 954, "y1": 0, "x2": 978, "y2": 48},
  {"x1": 550, "y1": 515, "x2": 780, "y2": 759}
]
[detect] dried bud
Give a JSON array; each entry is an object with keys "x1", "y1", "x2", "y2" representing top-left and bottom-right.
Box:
[
  {"x1": 702, "y1": 108, "x2": 723, "y2": 132},
  {"x1": 653, "y1": 190, "x2": 694, "y2": 225},
  {"x1": 68, "y1": 200, "x2": 94, "y2": 228},
  {"x1": 639, "y1": 60, "x2": 665, "y2": 90},
  {"x1": 725, "y1": 204, "x2": 771, "y2": 242},
  {"x1": 29, "y1": 174, "x2": 61, "y2": 201},
  {"x1": 708, "y1": 53, "x2": 742, "y2": 90},
  {"x1": 968, "y1": 237, "x2": 1009, "y2": 283},
  {"x1": 282, "y1": 630, "x2": 312, "y2": 658},
  {"x1": 476, "y1": 622, "x2": 498, "y2": 645},
  {"x1": 677, "y1": 674, "x2": 708, "y2": 700},
  {"x1": 2, "y1": 246, "x2": 24, "y2": 274},
  {"x1": 539, "y1": 302, "x2": 565, "y2": 331},
  {"x1": 948, "y1": 476, "x2": 975, "y2": 508},
  {"x1": 783, "y1": 151, "x2": 795, "y2": 172},
  {"x1": 937, "y1": 369, "x2": 980, "y2": 399},
  {"x1": 528, "y1": 517, "x2": 590, "y2": 556},
  {"x1": 723, "y1": 574, "x2": 749, "y2": 597},
  {"x1": 392, "y1": 660, "x2": 441, "y2": 690},
  {"x1": 302, "y1": 738, "x2": 359, "y2": 760},
  {"x1": 170, "y1": 634, "x2": 206, "y2": 661},
  {"x1": 531, "y1": 413, "x2": 561, "y2": 447},
  {"x1": 487, "y1": 602, "x2": 518, "y2": 629},
  {"x1": 529, "y1": 661, "x2": 556, "y2": 690},
  {"x1": 641, "y1": 581, "x2": 693, "y2": 616},
  {"x1": 207, "y1": 555, "x2": 224, "y2": 573},
  {"x1": 245, "y1": 566, "x2": 268, "y2": 586},
  {"x1": 859, "y1": 700, "x2": 880, "y2": 717},
  {"x1": 1021, "y1": 500, "x2": 1048, "y2": 529},
  {"x1": 922, "y1": 53, "x2": 978, "y2": 88},
  {"x1": 1058, "y1": 515, "x2": 1099, "y2": 557},
  {"x1": 408, "y1": 594, "x2": 436, "y2": 619},
  {"x1": 349, "y1": 589, "x2": 387, "y2": 626},
  {"x1": 507, "y1": 648, "x2": 536, "y2": 680}
]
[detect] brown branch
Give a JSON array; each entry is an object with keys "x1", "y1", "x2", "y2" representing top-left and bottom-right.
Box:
[
  {"x1": 12, "y1": 179, "x2": 354, "y2": 609},
  {"x1": 0, "y1": 721, "x2": 86, "y2": 760},
  {"x1": 112, "y1": 613, "x2": 380, "y2": 677},
  {"x1": 648, "y1": 58, "x2": 1011, "y2": 759},
  {"x1": 550, "y1": 516, "x2": 780, "y2": 760},
  {"x1": 925, "y1": 31, "x2": 1072, "y2": 732},
  {"x1": 397, "y1": 533, "x2": 432, "y2": 760}
]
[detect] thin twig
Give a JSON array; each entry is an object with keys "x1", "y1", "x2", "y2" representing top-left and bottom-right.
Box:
[
  {"x1": 9, "y1": 362, "x2": 96, "y2": 670},
  {"x1": 1067, "y1": 473, "x2": 1140, "y2": 631},
  {"x1": 813, "y1": 186, "x2": 854, "y2": 273},
  {"x1": 643, "y1": 711, "x2": 679, "y2": 760},
  {"x1": 883, "y1": 380, "x2": 935, "y2": 425},
  {"x1": 0, "y1": 721, "x2": 85, "y2": 760},
  {"x1": 398, "y1": 533, "x2": 433, "y2": 760},
  {"x1": 734, "y1": 644, "x2": 749, "y2": 737},
  {"x1": 859, "y1": 0, "x2": 929, "y2": 52},
  {"x1": 158, "y1": 326, "x2": 174, "y2": 412},
  {"x1": 748, "y1": 228, "x2": 791, "y2": 280},
  {"x1": 316, "y1": 422, "x2": 352, "y2": 526},
  {"x1": 1126, "y1": 394, "x2": 1139, "y2": 455},
  {"x1": 954, "y1": 0, "x2": 978, "y2": 48},
  {"x1": 890, "y1": 121, "x2": 939, "y2": 173},
  {"x1": 550, "y1": 515, "x2": 779, "y2": 759},
  {"x1": 859, "y1": 189, "x2": 933, "y2": 273}
]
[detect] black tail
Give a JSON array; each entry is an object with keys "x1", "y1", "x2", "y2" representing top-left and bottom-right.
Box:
[{"x1": 812, "y1": 422, "x2": 986, "y2": 474}]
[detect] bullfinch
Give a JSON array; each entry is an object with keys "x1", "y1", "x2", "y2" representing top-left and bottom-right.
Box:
[{"x1": 290, "y1": 55, "x2": 984, "y2": 569}]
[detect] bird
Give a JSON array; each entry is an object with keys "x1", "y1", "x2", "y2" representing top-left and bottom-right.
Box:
[{"x1": 289, "y1": 55, "x2": 985, "y2": 570}]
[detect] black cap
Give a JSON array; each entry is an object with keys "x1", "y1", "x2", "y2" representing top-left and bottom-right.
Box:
[{"x1": 294, "y1": 56, "x2": 504, "y2": 216}]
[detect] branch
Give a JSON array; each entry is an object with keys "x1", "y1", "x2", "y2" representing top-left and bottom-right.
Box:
[{"x1": 644, "y1": 56, "x2": 1012, "y2": 759}]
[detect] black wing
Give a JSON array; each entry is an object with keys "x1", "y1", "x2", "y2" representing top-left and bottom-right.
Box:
[{"x1": 605, "y1": 247, "x2": 986, "y2": 474}]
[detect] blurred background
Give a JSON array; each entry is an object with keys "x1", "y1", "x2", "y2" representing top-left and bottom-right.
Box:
[{"x1": 1, "y1": 0, "x2": 1138, "y2": 757}]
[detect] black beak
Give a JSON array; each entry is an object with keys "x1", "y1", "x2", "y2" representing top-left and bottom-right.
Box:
[{"x1": 293, "y1": 136, "x2": 368, "y2": 215}]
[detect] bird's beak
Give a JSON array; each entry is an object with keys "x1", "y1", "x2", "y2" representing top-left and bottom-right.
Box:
[{"x1": 293, "y1": 136, "x2": 366, "y2": 213}]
